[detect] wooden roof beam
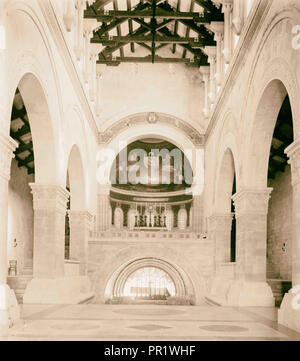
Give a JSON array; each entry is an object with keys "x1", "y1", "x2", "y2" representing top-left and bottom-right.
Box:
[
  {"x1": 97, "y1": 55, "x2": 193, "y2": 64},
  {"x1": 93, "y1": 35, "x2": 204, "y2": 44},
  {"x1": 85, "y1": 10, "x2": 206, "y2": 22}
]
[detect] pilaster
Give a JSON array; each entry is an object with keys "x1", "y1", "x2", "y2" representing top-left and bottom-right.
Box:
[
  {"x1": 29, "y1": 184, "x2": 70, "y2": 278},
  {"x1": 68, "y1": 210, "x2": 93, "y2": 275}
]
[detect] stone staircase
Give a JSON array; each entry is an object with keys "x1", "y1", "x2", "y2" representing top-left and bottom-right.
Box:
[{"x1": 7, "y1": 261, "x2": 33, "y2": 304}]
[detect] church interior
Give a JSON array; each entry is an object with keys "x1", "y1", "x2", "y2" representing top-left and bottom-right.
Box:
[{"x1": 1, "y1": 0, "x2": 300, "y2": 341}]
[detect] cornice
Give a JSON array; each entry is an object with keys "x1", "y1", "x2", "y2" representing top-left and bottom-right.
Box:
[
  {"x1": 38, "y1": 0, "x2": 98, "y2": 138},
  {"x1": 205, "y1": 0, "x2": 271, "y2": 141},
  {"x1": 98, "y1": 112, "x2": 205, "y2": 147}
]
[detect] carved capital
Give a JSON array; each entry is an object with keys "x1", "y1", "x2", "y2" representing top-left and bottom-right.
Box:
[
  {"x1": 232, "y1": 188, "x2": 273, "y2": 217},
  {"x1": 221, "y1": 0, "x2": 233, "y2": 13},
  {"x1": 0, "y1": 132, "x2": 18, "y2": 181},
  {"x1": 285, "y1": 140, "x2": 300, "y2": 187},
  {"x1": 203, "y1": 46, "x2": 217, "y2": 60},
  {"x1": 30, "y1": 184, "x2": 70, "y2": 215},
  {"x1": 83, "y1": 18, "x2": 97, "y2": 37},
  {"x1": 68, "y1": 210, "x2": 93, "y2": 227}
]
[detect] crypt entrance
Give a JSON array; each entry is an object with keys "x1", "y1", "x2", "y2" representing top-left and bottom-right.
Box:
[{"x1": 104, "y1": 257, "x2": 195, "y2": 305}]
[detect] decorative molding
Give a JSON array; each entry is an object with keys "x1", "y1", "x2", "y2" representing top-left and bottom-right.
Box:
[
  {"x1": 98, "y1": 113, "x2": 205, "y2": 147},
  {"x1": 232, "y1": 188, "x2": 273, "y2": 216},
  {"x1": 30, "y1": 184, "x2": 70, "y2": 214},
  {"x1": 38, "y1": 0, "x2": 99, "y2": 138},
  {"x1": 0, "y1": 132, "x2": 18, "y2": 181},
  {"x1": 68, "y1": 210, "x2": 93, "y2": 226},
  {"x1": 205, "y1": 0, "x2": 269, "y2": 139}
]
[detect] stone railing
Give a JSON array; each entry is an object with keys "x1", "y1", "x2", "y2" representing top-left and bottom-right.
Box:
[{"x1": 89, "y1": 229, "x2": 208, "y2": 242}]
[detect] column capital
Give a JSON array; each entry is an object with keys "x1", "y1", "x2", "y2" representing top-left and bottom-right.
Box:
[
  {"x1": 90, "y1": 43, "x2": 102, "y2": 59},
  {"x1": 0, "y1": 132, "x2": 18, "y2": 181},
  {"x1": 208, "y1": 21, "x2": 224, "y2": 41},
  {"x1": 285, "y1": 139, "x2": 300, "y2": 186},
  {"x1": 68, "y1": 210, "x2": 93, "y2": 225},
  {"x1": 29, "y1": 184, "x2": 70, "y2": 214},
  {"x1": 221, "y1": 0, "x2": 233, "y2": 12},
  {"x1": 199, "y1": 65, "x2": 210, "y2": 76},
  {"x1": 208, "y1": 213, "x2": 233, "y2": 232},
  {"x1": 203, "y1": 46, "x2": 217, "y2": 61},
  {"x1": 83, "y1": 18, "x2": 98, "y2": 37},
  {"x1": 232, "y1": 188, "x2": 273, "y2": 216},
  {"x1": 75, "y1": 0, "x2": 87, "y2": 9}
]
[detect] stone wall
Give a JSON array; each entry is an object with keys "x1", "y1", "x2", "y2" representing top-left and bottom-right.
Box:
[
  {"x1": 7, "y1": 159, "x2": 34, "y2": 273},
  {"x1": 87, "y1": 237, "x2": 214, "y2": 305},
  {"x1": 267, "y1": 165, "x2": 292, "y2": 280}
]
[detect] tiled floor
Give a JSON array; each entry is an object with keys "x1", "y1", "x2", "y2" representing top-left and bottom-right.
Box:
[{"x1": 2, "y1": 303, "x2": 300, "y2": 341}]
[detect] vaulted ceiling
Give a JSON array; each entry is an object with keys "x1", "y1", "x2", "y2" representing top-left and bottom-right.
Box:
[{"x1": 85, "y1": 0, "x2": 223, "y2": 67}]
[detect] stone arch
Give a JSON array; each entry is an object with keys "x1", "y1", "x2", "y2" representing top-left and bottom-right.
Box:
[
  {"x1": 215, "y1": 148, "x2": 236, "y2": 213},
  {"x1": 241, "y1": 7, "x2": 300, "y2": 139},
  {"x1": 66, "y1": 144, "x2": 86, "y2": 211},
  {"x1": 244, "y1": 79, "x2": 293, "y2": 188},
  {"x1": 105, "y1": 257, "x2": 195, "y2": 302},
  {"x1": 98, "y1": 121, "x2": 204, "y2": 196},
  {"x1": 11, "y1": 73, "x2": 58, "y2": 184}
]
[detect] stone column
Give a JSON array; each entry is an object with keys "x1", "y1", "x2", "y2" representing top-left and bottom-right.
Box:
[
  {"x1": 83, "y1": 19, "x2": 97, "y2": 83},
  {"x1": 0, "y1": 132, "x2": 19, "y2": 332},
  {"x1": 97, "y1": 184, "x2": 111, "y2": 231},
  {"x1": 203, "y1": 46, "x2": 217, "y2": 104},
  {"x1": 229, "y1": 188, "x2": 275, "y2": 307},
  {"x1": 30, "y1": 184, "x2": 69, "y2": 279},
  {"x1": 90, "y1": 44, "x2": 102, "y2": 102},
  {"x1": 279, "y1": 140, "x2": 300, "y2": 332},
  {"x1": 209, "y1": 22, "x2": 224, "y2": 86},
  {"x1": 232, "y1": 0, "x2": 245, "y2": 35},
  {"x1": 23, "y1": 184, "x2": 93, "y2": 304},
  {"x1": 95, "y1": 64, "x2": 105, "y2": 116},
  {"x1": 68, "y1": 210, "x2": 92, "y2": 275},
  {"x1": 63, "y1": 0, "x2": 76, "y2": 32},
  {"x1": 74, "y1": 0, "x2": 87, "y2": 61},
  {"x1": 208, "y1": 213, "x2": 233, "y2": 274},
  {"x1": 221, "y1": 0, "x2": 233, "y2": 64},
  {"x1": 199, "y1": 66, "x2": 210, "y2": 118}
]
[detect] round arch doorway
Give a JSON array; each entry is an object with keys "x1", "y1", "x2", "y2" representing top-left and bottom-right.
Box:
[{"x1": 105, "y1": 258, "x2": 195, "y2": 305}]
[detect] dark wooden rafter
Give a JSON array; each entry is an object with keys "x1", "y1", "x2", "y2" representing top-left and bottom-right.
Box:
[
  {"x1": 268, "y1": 95, "x2": 293, "y2": 180},
  {"x1": 182, "y1": 0, "x2": 194, "y2": 59},
  {"x1": 85, "y1": 0, "x2": 222, "y2": 66},
  {"x1": 127, "y1": 0, "x2": 135, "y2": 53},
  {"x1": 10, "y1": 92, "x2": 34, "y2": 175},
  {"x1": 172, "y1": 0, "x2": 181, "y2": 54}
]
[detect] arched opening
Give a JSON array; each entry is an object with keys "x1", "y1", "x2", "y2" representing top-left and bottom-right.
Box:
[
  {"x1": 7, "y1": 88, "x2": 34, "y2": 294},
  {"x1": 266, "y1": 94, "x2": 293, "y2": 307},
  {"x1": 108, "y1": 138, "x2": 194, "y2": 232},
  {"x1": 247, "y1": 79, "x2": 294, "y2": 306},
  {"x1": 123, "y1": 267, "x2": 176, "y2": 301},
  {"x1": 231, "y1": 175, "x2": 236, "y2": 263},
  {"x1": 105, "y1": 258, "x2": 195, "y2": 305},
  {"x1": 215, "y1": 148, "x2": 237, "y2": 265},
  {"x1": 6, "y1": 73, "x2": 57, "y2": 303},
  {"x1": 65, "y1": 145, "x2": 86, "y2": 262}
]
